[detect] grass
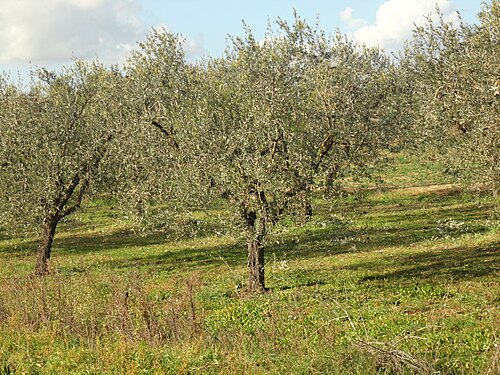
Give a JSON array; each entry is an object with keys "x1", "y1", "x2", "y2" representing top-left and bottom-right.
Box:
[{"x1": 0, "y1": 153, "x2": 499, "y2": 374}]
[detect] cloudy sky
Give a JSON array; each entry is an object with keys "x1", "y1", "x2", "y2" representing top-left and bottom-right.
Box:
[{"x1": 0, "y1": 0, "x2": 485, "y2": 80}]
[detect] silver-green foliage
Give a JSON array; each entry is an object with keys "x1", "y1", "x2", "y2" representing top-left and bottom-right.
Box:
[
  {"x1": 0, "y1": 61, "x2": 128, "y2": 235},
  {"x1": 114, "y1": 29, "x2": 198, "y2": 230},
  {"x1": 193, "y1": 18, "x2": 399, "y2": 231},
  {"x1": 404, "y1": 2, "x2": 499, "y2": 195}
]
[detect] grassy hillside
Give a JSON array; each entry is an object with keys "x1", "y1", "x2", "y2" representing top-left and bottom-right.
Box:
[{"x1": 0, "y1": 154, "x2": 498, "y2": 374}]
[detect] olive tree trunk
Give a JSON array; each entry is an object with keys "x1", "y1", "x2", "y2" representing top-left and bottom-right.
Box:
[
  {"x1": 35, "y1": 213, "x2": 59, "y2": 275},
  {"x1": 247, "y1": 232, "x2": 265, "y2": 292},
  {"x1": 244, "y1": 204, "x2": 268, "y2": 293}
]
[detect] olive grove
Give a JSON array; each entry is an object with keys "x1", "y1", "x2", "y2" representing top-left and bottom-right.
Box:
[{"x1": 0, "y1": 4, "x2": 497, "y2": 292}]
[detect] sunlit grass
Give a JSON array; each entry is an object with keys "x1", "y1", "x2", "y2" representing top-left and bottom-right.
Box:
[{"x1": 0, "y1": 154, "x2": 498, "y2": 374}]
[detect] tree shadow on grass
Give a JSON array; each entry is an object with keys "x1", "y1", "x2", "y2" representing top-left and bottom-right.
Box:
[
  {"x1": 58, "y1": 229, "x2": 171, "y2": 254},
  {"x1": 2, "y1": 186, "x2": 494, "y2": 279},
  {"x1": 267, "y1": 213, "x2": 490, "y2": 264},
  {"x1": 55, "y1": 207, "x2": 499, "y2": 275},
  {"x1": 100, "y1": 223, "x2": 440, "y2": 273},
  {"x1": 0, "y1": 229, "x2": 168, "y2": 257},
  {"x1": 0, "y1": 218, "x2": 227, "y2": 257},
  {"x1": 86, "y1": 221, "x2": 494, "y2": 277},
  {"x1": 349, "y1": 241, "x2": 499, "y2": 284},
  {"x1": 266, "y1": 237, "x2": 499, "y2": 291},
  {"x1": 88, "y1": 242, "x2": 245, "y2": 274}
]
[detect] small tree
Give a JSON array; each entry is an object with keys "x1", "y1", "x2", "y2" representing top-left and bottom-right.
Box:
[{"x1": 0, "y1": 61, "x2": 129, "y2": 275}]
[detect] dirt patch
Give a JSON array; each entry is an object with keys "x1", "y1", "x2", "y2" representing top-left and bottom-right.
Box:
[{"x1": 391, "y1": 184, "x2": 459, "y2": 196}]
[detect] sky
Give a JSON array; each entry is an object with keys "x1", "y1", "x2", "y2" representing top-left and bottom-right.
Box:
[{"x1": 0, "y1": 0, "x2": 486, "y2": 81}]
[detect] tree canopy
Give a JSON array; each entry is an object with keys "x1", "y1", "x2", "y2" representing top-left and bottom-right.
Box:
[{"x1": 125, "y1": 17, "x2": 405, "y2": 291}]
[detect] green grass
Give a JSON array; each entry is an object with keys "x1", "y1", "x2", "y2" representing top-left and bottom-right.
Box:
[{"x1": 0, "y1": 154, "x2": 499, "y2": 374}]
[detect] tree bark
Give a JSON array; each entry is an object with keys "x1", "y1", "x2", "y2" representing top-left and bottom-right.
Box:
[
  {"x1": 35, "y1": 213, "x2": 59, "y2": 276},
  {"x1": 247, "y1": 234, "x2": 265, "y2": 292},
  {"x1": 303, "y1": 200, "x2": 313, "y2": 219},
  {"x1": 241, "y1": 190, "x2": 268, "y2": 292}
]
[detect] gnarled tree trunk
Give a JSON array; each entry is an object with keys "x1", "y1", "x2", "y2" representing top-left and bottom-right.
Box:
[
  {"x1": 247, "y1": 232, "x2": 265, "y2": 292},
  {"x1": 244, "y1": 202, "x2": 268, "y2": 292},
  {"x1": 35, "y1": 213, "x2": 59, "y2": 275}
]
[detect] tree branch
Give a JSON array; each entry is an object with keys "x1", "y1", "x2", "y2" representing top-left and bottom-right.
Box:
[
  {"x1": 59, "y1": 179, "x2": 87, "y2": 218},
  {"x1": 55, "y1": 172, "x2": 81, "y2": 216},
  {"x1": 55, "y1": 131, "x2": 114, "y2": 218},
  {"x1": 312, "y1": 133, "x2": 336, "y2": 174},
  {"x1": 152, "y1": 120, "x2": 180, "y2": 150}
]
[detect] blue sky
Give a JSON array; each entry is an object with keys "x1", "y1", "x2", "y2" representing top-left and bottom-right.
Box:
[
  {"x1": 140, "y1": 0, "x2": 482, "y2": 58},
  {"x1": 0, "y1": 0, "x2": 486, "y2": 81}
]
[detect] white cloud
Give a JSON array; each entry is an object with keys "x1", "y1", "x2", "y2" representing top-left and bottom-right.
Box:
[
  {"x1": 340, "y1": 7, "x2": 368, "y2": 29},
  {"x1": 0, "y1": 0, "x2": 145, "y2": 64},
  {"x1": 182, "y1": 35, "x2": 206, "y2": 60},
  {"x1": 340, "y1": 0, "x2": 460, "y2": 53}
]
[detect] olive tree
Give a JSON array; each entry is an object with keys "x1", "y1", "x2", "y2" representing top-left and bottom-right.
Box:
[
  {"x1": 0, "y1": 61, "x2": 130, "y2": 275},
  {"x1": 189, "y1": 18, "x2": 399, "y2": 292},
  {"x1": 113, "y1": 28, "x2": 198, "y2": 229},
  {"x1": 403, "y1": 2, "x2": 499, "y2": 195},
  {"x1": 120, "y1": 20, "x2": 400, "y2": 292}
]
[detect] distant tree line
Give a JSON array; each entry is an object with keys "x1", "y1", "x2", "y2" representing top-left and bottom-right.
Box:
[{"x1": 0, "y1": 2, "x2": 497, "y2": 292}]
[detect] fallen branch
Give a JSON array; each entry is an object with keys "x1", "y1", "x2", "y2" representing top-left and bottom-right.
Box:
[{"x1": 355, "y1": 339, "x2": 437, "y2": 374}]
